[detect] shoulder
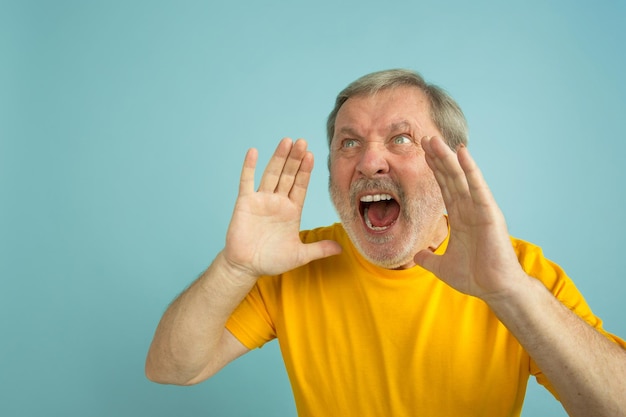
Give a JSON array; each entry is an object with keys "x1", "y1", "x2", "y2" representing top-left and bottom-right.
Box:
[
  {"x1": 509, "y1": 235, "x2": 576, "y2": 297},
  {"x1": 510, "y1": 236, "x2": 559, "y2": 275},
  {"x1": 510, "y1": 235, "x2": 547, "y2": 261}
]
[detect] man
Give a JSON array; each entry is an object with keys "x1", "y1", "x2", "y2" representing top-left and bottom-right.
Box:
[{"x1": 145, "y1": 69, "x2": 626, "y2": 417}]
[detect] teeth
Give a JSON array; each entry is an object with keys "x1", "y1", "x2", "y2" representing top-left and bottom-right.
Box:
[{"x1": 360, "y1": 193, "x2": 392, "y2": 202}]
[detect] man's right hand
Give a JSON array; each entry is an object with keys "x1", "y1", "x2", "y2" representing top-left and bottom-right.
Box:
[
  {"x1": 145, "y1": 138, "x2": 342, "y2": 385},
  {"x1": 222, "y1": 137, "x2": 342, "y2": 284}
]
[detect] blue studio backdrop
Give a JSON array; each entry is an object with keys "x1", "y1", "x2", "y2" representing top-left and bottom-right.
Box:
[{"x1": 2, "y1": 1, "x2": 625, "y2": 416}]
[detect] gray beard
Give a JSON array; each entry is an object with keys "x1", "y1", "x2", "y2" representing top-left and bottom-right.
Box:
[{"x1": 329, "y1": 176, "x2": 443, "y2": 269}]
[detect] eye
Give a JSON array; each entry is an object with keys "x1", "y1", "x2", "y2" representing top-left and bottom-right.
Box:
[
  {"x1": 342, "y1": 138, "x2": 359, "y2": 149},
  {"x1": 392, "y1": 135, "x2": 412, "y2": 145}
]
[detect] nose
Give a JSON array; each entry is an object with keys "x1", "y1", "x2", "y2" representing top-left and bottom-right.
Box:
[{"x1": 356, "y1": 142, "x2": 390, "y2": 178}]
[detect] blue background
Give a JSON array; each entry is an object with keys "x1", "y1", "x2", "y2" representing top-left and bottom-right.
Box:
[{"x1": 2, "y1": 1, "x2": 625, "y2": 416}]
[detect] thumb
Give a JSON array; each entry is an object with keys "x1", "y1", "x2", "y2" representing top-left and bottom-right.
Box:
[
  {"x1": 414, "y1": 249, "x2": 440, "y2": 275},
  {"x1": 302, "y1": 240, "x2": 343, "y2": 264}
]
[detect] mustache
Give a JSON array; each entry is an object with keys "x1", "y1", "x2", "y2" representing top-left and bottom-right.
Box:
[{"x1": 349, "y1": 178, "x2": 404, "y2": 204}]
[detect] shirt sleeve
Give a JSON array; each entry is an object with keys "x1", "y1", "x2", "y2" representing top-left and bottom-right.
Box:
[
  {"x1": 225, "y1": 276, "x2": 278, "y2": 350},
  {"x1": 514, "y1": 237, "x2": 626, "y2": 398}
]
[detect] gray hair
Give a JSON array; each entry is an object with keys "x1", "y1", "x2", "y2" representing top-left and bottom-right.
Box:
[{"x1": 326, "y1": 69, "x2": 468, "y2": 150}]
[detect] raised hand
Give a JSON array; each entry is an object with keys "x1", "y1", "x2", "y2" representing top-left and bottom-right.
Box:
[
  {"x1": 222, "y1": 138, "x2": 342, "y2": 282},
  {"x1": 414, "y1": 136, "x2": 527, "y2": 301}
]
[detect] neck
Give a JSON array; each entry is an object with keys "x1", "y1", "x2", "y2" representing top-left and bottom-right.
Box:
[{"x1": 395, "y1": 214, "x2": 449, "y2": 270}]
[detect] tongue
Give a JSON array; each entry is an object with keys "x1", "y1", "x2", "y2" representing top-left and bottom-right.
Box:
[{"x1": 366, "y1": 200, "x2": 400, "y2": 227}]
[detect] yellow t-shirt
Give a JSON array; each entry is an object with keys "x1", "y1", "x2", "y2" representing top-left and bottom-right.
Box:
[{"x1": 226, "y1": 223, "x2": 625, "y2": 417}]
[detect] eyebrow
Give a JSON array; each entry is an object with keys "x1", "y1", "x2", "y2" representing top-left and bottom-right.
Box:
[
  {"x1": 336, "y1": 126, "x2": 363, "y2": 139},
  {"x1": 388, "y1": 121, "x2": 411, "y2": 133},
  {"x1": 336, "y1": 121, "x2": 412, "y2": 138}
]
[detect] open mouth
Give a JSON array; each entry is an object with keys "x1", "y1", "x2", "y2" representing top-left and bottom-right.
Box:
[{"x1": 359, "y1": 193, "x2": 401, "y2": 232}]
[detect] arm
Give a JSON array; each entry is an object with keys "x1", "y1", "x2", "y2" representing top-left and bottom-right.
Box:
[
  {"x1": 415, "y1": 136, "x2": 626, "y2": 417},
  {"x1": 145, "y1": 138, "x2": 342, "y2": 385}
]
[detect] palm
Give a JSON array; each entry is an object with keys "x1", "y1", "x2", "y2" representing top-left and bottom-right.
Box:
[
  {"x1": 223, "y1": 138, "x2": 341, "y2": 279},
  {"x1": 415, "y1": 137, "x2": 525, "y2": 300}
]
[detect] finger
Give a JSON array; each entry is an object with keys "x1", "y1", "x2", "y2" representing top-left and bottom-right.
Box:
[
  {"x1": 423, "y1": 136, "x2": 471, "y2": 203},
  {"x1": 413, "y1": 249, "x2": 441, "y2": 276},
  {"x1": 456, "y1": 145, "x2": 495, "y2": 208},
  {"x1": 288, "y1": 150, "x2": 314, "y2": 207},
  {"x1": 238, "y1": 148, "x2": 258, "y2": 197},
  {"x1": 424, "y1": 150, "x2": 454, "y2": 205},
  {"x1": 258, "y1": 138, "x2": 294, "y2": 193},
  {"x1": 300, "y1": 239, "x2": 343, "y2": 264},
  {"x1": 275, "y1": 138, "x2": 309, "y2": 195}
]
